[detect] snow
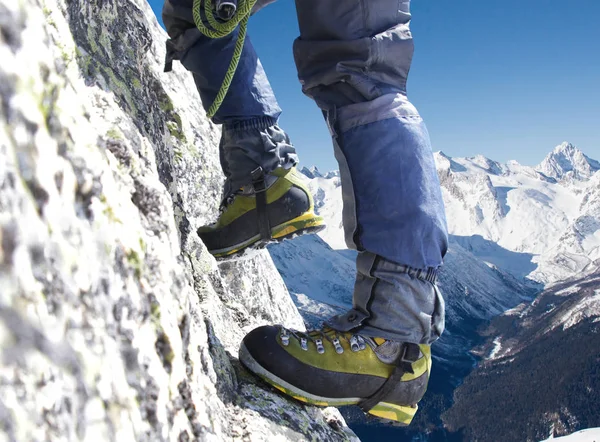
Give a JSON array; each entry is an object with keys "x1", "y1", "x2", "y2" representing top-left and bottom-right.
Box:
[
  {"x1": 487, "y1": 337, "x2": 503, "y2": 360},
  {"x1": 268, "y1": 234, "x2": 354, "y2": 311},
  {"x1": 305, "y1": 175, "x2": 346, "y2": 250},
  {"x1": 540, "y1": 428, "x2": 600, "y2": 441},
  {"x1": 561, "y1": 289, "x2": 600, "y2": 330},
  {"x1": 439, "y1": 152, "x2": 583, "y2": 259}
]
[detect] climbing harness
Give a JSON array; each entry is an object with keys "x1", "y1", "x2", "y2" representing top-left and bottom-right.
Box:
[{"x1": 192, "y1": 0, "x2": 258, "y2": 118}]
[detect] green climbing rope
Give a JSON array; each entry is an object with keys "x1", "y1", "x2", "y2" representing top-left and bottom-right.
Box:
[{"x1": 192, "y1": 0, "x2": 258, "y2": 118}]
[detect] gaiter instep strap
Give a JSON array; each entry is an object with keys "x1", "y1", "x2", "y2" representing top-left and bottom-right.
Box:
[
  {"x1": 251, "y1": 167, "x2": 271, "y2": 241},
  {"x1": 358, "y1": 343, "x2": 420, "y2": 412}
]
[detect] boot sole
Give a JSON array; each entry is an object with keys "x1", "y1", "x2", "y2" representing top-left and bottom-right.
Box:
[
  {"x1": 239, "y1": 342, "x2": 417, "y2": 426},
  {"x1": 211, "y1": 212, "x2": 326, "y2": 259}
]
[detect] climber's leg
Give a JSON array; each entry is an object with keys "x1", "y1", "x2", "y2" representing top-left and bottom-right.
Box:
[
  {"x1": 239, "y1": 0, "x2": 448, "y2": 424},
  {"x1": 162, "y1": 0, "x2": 324, "y2": 257},
  {"x1": 163, "y1": 0, "x2": 296, "y2": 189}
]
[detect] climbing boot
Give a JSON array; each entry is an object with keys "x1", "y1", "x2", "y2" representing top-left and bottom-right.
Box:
[
  {"x1": 239, "y1": 325, "x2": 431, "y2": 425},
  {"x1": 198, "y1": 166, "x2": 324, "y2": 258}
]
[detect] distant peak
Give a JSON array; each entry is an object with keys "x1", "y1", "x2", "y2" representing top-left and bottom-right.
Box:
[
  {"x1": 536, "y1": 142, "x2": 600, "y2": 181},
  {"x1": 309, "y1": 165, "x2": 322, "y2": 176},
  {"x1": 471, "y1": 155, "x2": 504, "y2": 175},
  {"x1": 299, "y1": 166, "x2": 339, "y2": 180},
  {"x1": 553, "y1": 141, "x2": 576, "y2": 153}
]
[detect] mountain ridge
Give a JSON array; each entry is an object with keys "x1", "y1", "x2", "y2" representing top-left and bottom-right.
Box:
[{"x1": 303, "y1": 142, "x2": 599, "y2": 184}]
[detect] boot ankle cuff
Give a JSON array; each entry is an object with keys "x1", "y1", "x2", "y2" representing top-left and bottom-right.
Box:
[{"x1": 223, "y1": 116, "x2": 278, "y2": 132}]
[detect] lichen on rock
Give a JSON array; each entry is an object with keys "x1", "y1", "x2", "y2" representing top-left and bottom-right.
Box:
[{"x1": 0, "y1": 0, "x2": 358, "y2": 440}]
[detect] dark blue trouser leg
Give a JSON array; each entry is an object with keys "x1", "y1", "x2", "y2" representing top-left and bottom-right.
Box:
[
  {"x1": 162, "y1": 0, "x2": 297, "y2": 190},
  {"x1": 293, "y1": 0, "x2": 448, "y2": 344}
]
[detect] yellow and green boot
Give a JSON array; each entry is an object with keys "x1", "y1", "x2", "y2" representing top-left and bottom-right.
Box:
[
  {"x1": 198, "y1": 166, "x2": 325, "y2": 258},
  {"x1": 239, "y1": 325, "x2": 431, "y2": 425}
]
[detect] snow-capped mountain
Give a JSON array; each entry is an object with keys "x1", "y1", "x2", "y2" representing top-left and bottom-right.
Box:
[
  {"x1": 299, "y1": 165, "x2": 340, "y2": 180},
  {"x1": 536, "y1": 142, "x2": 600, "y2": 182},
  {"x1": 435, "y1": 143, "x2": 600, "y2": 284},
  {"x1": 533, "y1": 170, "x2": 600, "y2": 282},
  {"x1": 284, "y1": 142, "x2": 600, "y2": 336}
]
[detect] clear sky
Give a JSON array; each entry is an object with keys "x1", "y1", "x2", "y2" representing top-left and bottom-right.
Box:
[{"x1": 149, "y1": 0, "x2": 600, "y2": 172}]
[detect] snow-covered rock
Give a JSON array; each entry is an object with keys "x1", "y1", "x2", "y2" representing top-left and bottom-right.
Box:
[
  {"x1": 536, "y1": 142, "x2": 600, "y2": 182},
  {"x1": 0, "y1": 0, "x2": 358, "y2": 440},
  {"x1": 439, "y1": 146, "x2": 599, "y2": 284},
  {"x1": 531, "y1": 171, "x2": 600, "y2": 282}
]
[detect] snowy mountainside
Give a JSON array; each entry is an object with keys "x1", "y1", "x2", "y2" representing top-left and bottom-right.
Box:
[
  {"x1": 532, "y1": 171, "x2": 600, "y2": 282},
  {"x1": 268, "y1": 234, "x2": 354, "y2": 327},
  {"x1": 304, "y1": 173, "x2": 346, "y2": 250},
  {"x1": 301, "y1": 142, "x2": 600, "y2": 285},
  {"x1": 436, "y1": 143, "x2": 600, "y2": 284},
  {"x1": 269, "y1": 232, "x2": 533, "y2": 330}
]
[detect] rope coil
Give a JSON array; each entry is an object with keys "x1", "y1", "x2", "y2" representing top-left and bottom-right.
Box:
[{"x1": 192, "y1": 0, "x2": 258, "y2": 118}]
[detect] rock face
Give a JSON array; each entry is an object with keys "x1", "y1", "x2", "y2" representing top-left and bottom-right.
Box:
[{"x1": 0, "y1": 0, "x2": 358, "y2": 441}]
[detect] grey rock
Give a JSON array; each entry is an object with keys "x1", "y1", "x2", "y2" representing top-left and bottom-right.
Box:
[{"x1": 0, "y1": 0, "x2": 358, "y2": 440}]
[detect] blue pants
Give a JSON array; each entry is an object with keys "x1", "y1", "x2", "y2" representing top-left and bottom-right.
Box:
[{"x1": 163, "y1": 0, "x2": 448, "y2": 344}]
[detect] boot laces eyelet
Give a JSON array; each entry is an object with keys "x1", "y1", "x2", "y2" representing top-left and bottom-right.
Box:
[
  {"x1": 279, "y1": 329, "x2": 290, "y2": 346},
  {"x1": 315, "y1": 339, "x2": 325, "y2": 354},
  {"x1": 350, "y1": 335, "x2": 360, "y2": 352},
  {"x1": 332, "y1": 338, "x2": 344, "y2": 354},
  {"x1": 358, "y1": 336, "x2": 366, "y2": 351}
]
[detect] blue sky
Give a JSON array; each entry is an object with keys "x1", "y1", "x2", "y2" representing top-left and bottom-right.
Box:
[{"x1": 149, "y1": 0, "x2": 600, "y2": 171}]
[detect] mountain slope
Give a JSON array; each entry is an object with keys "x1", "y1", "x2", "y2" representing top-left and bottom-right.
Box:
[
  {"x1": 303, "y1": 144, "x2": 600, "y2": 285},
  {"x1": 532, "y1": 171, "x2": 600, "y2": 282},
  {"x1": 435, "y1": 145, "x2": 600, "y2": 284},
  {"x1": 443, "y1": 265, "x2": 600, "y2": 442}
]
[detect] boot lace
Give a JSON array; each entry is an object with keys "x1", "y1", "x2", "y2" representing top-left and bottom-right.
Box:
[{"x1": 278, "y1": 326, "x2": 367, "y2": 354}]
